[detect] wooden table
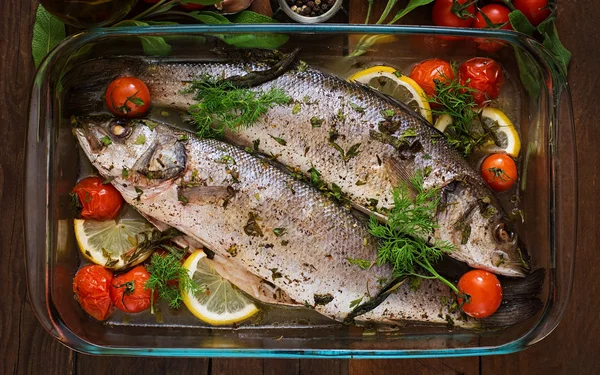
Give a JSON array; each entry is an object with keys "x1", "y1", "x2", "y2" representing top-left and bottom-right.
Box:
[{"x1": 1, "y1": 0, "x2": 598, "y2": 373}]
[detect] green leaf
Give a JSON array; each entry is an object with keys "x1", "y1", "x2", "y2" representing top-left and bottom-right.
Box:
[
  {"x1": 115, "y1": 20, "x2": 172, "y2": 56},
  {"x1": 230, "y1": 10, "x2": 279, "y2": 24},
  {"x1": 220, "y1": 33, "x2": 289, "y2": 49},
  {"x1": 513, "y1": 47, "x2": 541, "y2": 99},
  {"x1": 389, "y1": 0, "x2": 435, "y2": 24},
  {"x1": 269, "y1": 135, "x2": 287, "y2": 146},
  {"x1": 537, "y1": 18, "x2": 571, "y2": 77},
  {"x1": 100, "y1": 136, "x2": 112, "y2": 146},
  {"x1": 188, "y1": 11, "x2": 231, "y2": 24},
  {"x1": 509, "y1": 10, "x2": 535, "y2": 36},
  {"x1": 32, "y1": 4, "x2": 66, "y2": 68}
]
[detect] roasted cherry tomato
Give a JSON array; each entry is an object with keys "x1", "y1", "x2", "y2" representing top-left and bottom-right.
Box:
[
  {"x1": 513, "y1": 0, "x2": 551, "y2": 26},
  {"x1": 110, "y1": 265, "x2": 153, "y2": 313},
  {"x1": 105, "y1": 77, "x2": 151, "y2": 118},
  {"x1": 409, "y1": 58, "x2": 455, "y2": 99},
  {"x1": 72, "y1": 176, "x2": 124, "y2": 220},
  {"x1": 473, "y1": 5, "x2": 512, "y2": 53},
  {"x1": 481, "y1": 153, "x2": 518, "y2": 192},
  {"x1": 179, "y1": 1, "x2": 206, "y2": 10},
  {"x1": 457, "y1": 270, "x2": 503, "y2": 318},
  {"x1": 73, "y1": 265, "x2": 114, "y2": 321},
  {"x1": 459, "y1": 58, "x2": 504, "y2": 106},
  {"x1": 432, "y1": 0, "x2": 476, "y2": 28}
]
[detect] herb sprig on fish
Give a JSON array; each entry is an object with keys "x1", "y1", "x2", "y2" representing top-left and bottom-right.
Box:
[
  {"x1": 369, "y1": 172, "x2": 462, "y2": 296},
  {"x1": 184, "y1": 75, "x2": 290, "y2": 139}
]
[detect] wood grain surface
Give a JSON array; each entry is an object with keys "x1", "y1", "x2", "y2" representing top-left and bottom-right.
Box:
[{"x1": 1, "y1": 0, "x2": 598, "y2": 373}]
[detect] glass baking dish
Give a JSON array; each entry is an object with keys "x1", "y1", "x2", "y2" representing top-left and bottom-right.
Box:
[{"x1": 25, "y1": 24, "x2": 576, "y2": 358}]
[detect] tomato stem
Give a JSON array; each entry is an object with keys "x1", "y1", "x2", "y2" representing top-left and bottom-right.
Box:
[{"x1": 451, "y1": 0, "x2": 477, "y2": 20}]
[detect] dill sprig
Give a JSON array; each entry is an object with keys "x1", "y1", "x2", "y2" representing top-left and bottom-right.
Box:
[
  {"x1": 145, "y1": 250, "x2": 205, "y2": 312},
  {"x1": 184, "y1": 75, "x2": 290, "y2": 139},
  {"x1": 428, "y1": 77, "x2": 492, "y2": 156},
  {"x1": 369, "y1": 172, "x2": 460, "y2": 294}
]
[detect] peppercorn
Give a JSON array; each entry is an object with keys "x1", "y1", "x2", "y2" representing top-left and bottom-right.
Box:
[{"x1": 288, "y1": 0, "x2": 335, "y2": 17}]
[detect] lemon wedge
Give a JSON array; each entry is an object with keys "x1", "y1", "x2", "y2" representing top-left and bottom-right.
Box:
[
  {"x1": 349, "y1": 65, "x2": 433, "y2": 123},
  {"x1": 182, "y1": 250, "x2": 259, "y2": 325},
  {"x1": 433, "y1": 108, "x2": 521, "y2": 158},
  {"x1": 479, "y1": 107, "x2": 521, "y2": 158},
  {"x1": 74, "y1": 210, "x2": 154, "y2": 270}
]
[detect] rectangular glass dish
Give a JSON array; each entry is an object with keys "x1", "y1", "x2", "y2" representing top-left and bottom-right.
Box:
[{"x1": 25, "y1": 24, "x2": 577, "y2": 358}]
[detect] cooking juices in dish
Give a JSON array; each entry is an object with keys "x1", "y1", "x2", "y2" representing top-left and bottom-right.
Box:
[{"x1": 64, "y1": 50, "x2": 542, "y2": 330}]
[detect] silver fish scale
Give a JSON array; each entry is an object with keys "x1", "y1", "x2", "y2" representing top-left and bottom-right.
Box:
[{"x1": 129, "y1": 128, "x2": 391, "y2": 321}]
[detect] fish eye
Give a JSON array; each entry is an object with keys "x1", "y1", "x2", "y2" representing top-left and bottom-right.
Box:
[
  {"x1": 109, "y1": 118, "x2": 132, "y2": 139},
  {"x1": 494, "y1": 222, "x2": 515, "y2": 244}
]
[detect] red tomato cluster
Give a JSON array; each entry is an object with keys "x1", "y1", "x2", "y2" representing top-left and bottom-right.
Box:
[
  {"x1": 73, "y1": 265, "x2": 153, "y2": 321},
  {"x1": 410, "y1": 57, "x2": 504, "y2": 106},
  {"x1": 432, "y1": 0, "x2": 552, "y2": 52}
]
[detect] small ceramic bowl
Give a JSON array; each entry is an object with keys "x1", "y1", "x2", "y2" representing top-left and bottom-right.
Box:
[{"x1": 277, "y1": 0, "x2": 343, "y2": 23}]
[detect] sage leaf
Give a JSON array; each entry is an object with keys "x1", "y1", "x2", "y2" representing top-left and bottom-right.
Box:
[{"x1": 32, "y1": 4, "x2": 66, "y2": 68}]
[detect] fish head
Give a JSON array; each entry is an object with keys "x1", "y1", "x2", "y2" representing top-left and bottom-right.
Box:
[
  {"x1": 437, "y1": 179, "x2": 527, "y2": 277},
  {"x1": 74, "y1": 115, "x2": 188, "y2": 197}
]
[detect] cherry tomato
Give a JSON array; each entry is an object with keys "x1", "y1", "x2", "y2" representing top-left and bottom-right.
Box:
[
  {"x1": 457, "y1": 270, "x2": 503, "y2": 318},
  {"x1": 513, "y1": 0, "x2": 551, "y2": 26},
  {"x1": 459, "y1": 58, "x2": 504, "y2": 106},
  {"x1": 72, "y1": 176, "x2": 124, "y2": 220},
  {"x1": 432, "y1": 0, "x2": 476, "y2": 28},
  {"x1": 110, "y1": 265, "x2": 153, "y2": 313},
  {"x1": 409, "y1": 58, "x2": 455, "y2": 99},
  {"x1": 179, "y1": 1, "x2": 205, "y2": 10},
  {"x1": 473, "y1": 5, "x2": 512, "y2": 53},
  {"x1": 105, "y1": 77, "x2": 151, "y2": 118},
  {"x1": 481, "y1": 153, "x2": 518, "y2": 192},
  {"x1": 73, "y1": 265, "x2": 114, "y2": 321}
]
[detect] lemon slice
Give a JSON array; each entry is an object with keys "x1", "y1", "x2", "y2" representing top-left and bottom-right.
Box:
[
  {"x1": 479, "y1": 107, "x2": 521, "y2": 158},
  {"x1": 182, "y1": 250, "x2": 259, "y2": 325},
  {"x1": 433, "y1": 108, "x2": 521, "y2": 158},
  {"x1": 349, "y1": 65, "x2": 433, "y2": 123},
  {"x1": 74, "y1": 210, "x2": 154, "y2": 270}
]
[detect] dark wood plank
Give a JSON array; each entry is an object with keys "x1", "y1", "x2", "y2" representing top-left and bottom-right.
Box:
[
  {"x1": 211, "y1": 358, "x2": 263, "y2": 375},
  {"x1": 350, "y1": 358, "x2": 479, "y2": 375},
  {"x1": 300, "y1": 359, "x2": 348, "y2": 375},
  {"x1": 264, "y1": 359, "x2": 300, "y2": 375},
  {"x1": 0, "y1": 0, "x2": 74, "y2": 374},
  {"x1": 482, "y1": 0, "x2": 600, "y2": 373},
  {"x1": 77, "y1": 356, "x2": 209, "y2": 374}
]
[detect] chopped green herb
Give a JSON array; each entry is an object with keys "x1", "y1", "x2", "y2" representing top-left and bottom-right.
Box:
[
  {"x1": 273, "y1": 227, "x2": 286, "y2": 237},
  {"x1": 270, "y1": 268, "x2": 283, "y2": 280},
  {"x1": 134, "y1": 134, "x2": 146, "y2": 145},
  {"x1": 423, "y1": 165, "x2": 432, "y2": 177},
  {"x1": 345, "y1": 143, "x2": 361, "y2": 161},
  {"x1": 347, "y1": 257, "x2": 371, "y2": 270},
  {"x1": 314, "y1": 293, "x2": 334, "y2": 306},
  {"x1": 297, "y1": 60, "x2": 308, "y2": 72},
  {"x1": 310, "y1": 116, "x2": 323, "y2": 128},
  {"x1": 160, "y1": 111, "x2": 170, "y2": 117},
  {"x1": 423, "y1": 154, "x2": 431, "y2": 160},
  {"x1": 217, "y1": 155, "x2": 236, "y2": 165},
  {"x1": 244, "y1": 212, "x2": 263, "y2": 237},
  {"x1": 178, "y1": 193, "x2": 189, "y2": 206},
  {"x1": 100, "y1": 136, "x2": 112, "y2": 146},
  {"x1": 336, "y1": 109, "x2": 346, "y2": 123},
  {"x1": 401, "y1": 128, "x2": 417, "y2": 139},
  {"x1": 381, "y1": 109, "x2": 395, "y2": 119},
  {"x1": 102, "y1": 176, "x2": 115, "y2": 184},
  {"x1": 393, "y1": 70, "x2": 403, "y2": 78},
  {"x1": 292, "y1": 103, "x2": 301, "y2": 115},
  {"x1": 349, "y1": 296, "x2": 364, "y2": 309},
  {"x1": 409, "y1": 277, "x2": 421, "y2": 291},
  {"x1": 130, "y1": 96, "x2": 145, "y2": 106},
  {"x1": 134, "y1": 187, "x2": 144, "y2": 201},
  {"x1": 227, "y1": 244, "x2": 238, "y2": 257},
  {"x1": 145, "y1": 120, "x2": 160, "y2": 130},
  {"x1": 178, "y1": 134, "x2": 190, "y2": 142},
  {"x1": 253, "y1": 139, "x2": 260, "y2": 151},
  {"x1": 269, "y1": 135, "x2": 287, "y2": 146},
  {"x1": 349, "y1": 102, "x2": 365, "y2": 113},
  {"x1": 122, "y1": 168, "x2": 129, "y2": 179},
  {"x1": 356, "y1": 180, "x2": 367, "y2": 186}
]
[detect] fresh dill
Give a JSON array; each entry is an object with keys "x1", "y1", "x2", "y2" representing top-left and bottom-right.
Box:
[
  {"x1": 184, "y1": 75, "x2": 290, "y2": 139},
  {"x1": 369, "y1": 172, "x2": 460, "y2": 295},
  {"x1": 145, "y1": 251, "x2": 205, "y2": 312},
  {"x1": 428, "y1": 76, "x2": 492, "y2": 156}
]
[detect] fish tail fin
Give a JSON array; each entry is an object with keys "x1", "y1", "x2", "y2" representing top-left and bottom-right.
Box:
[{"x1": 62, "y1": 57, "x2": 147, "y2": 115}]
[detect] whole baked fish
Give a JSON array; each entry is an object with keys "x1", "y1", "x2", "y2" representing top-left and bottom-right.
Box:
[
  {"x1": 75, "y1": 116, "x2": 542, "y2": 328},
  {"x1": 66, "y1": 55, "x2": 526, "y2": 277}
]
